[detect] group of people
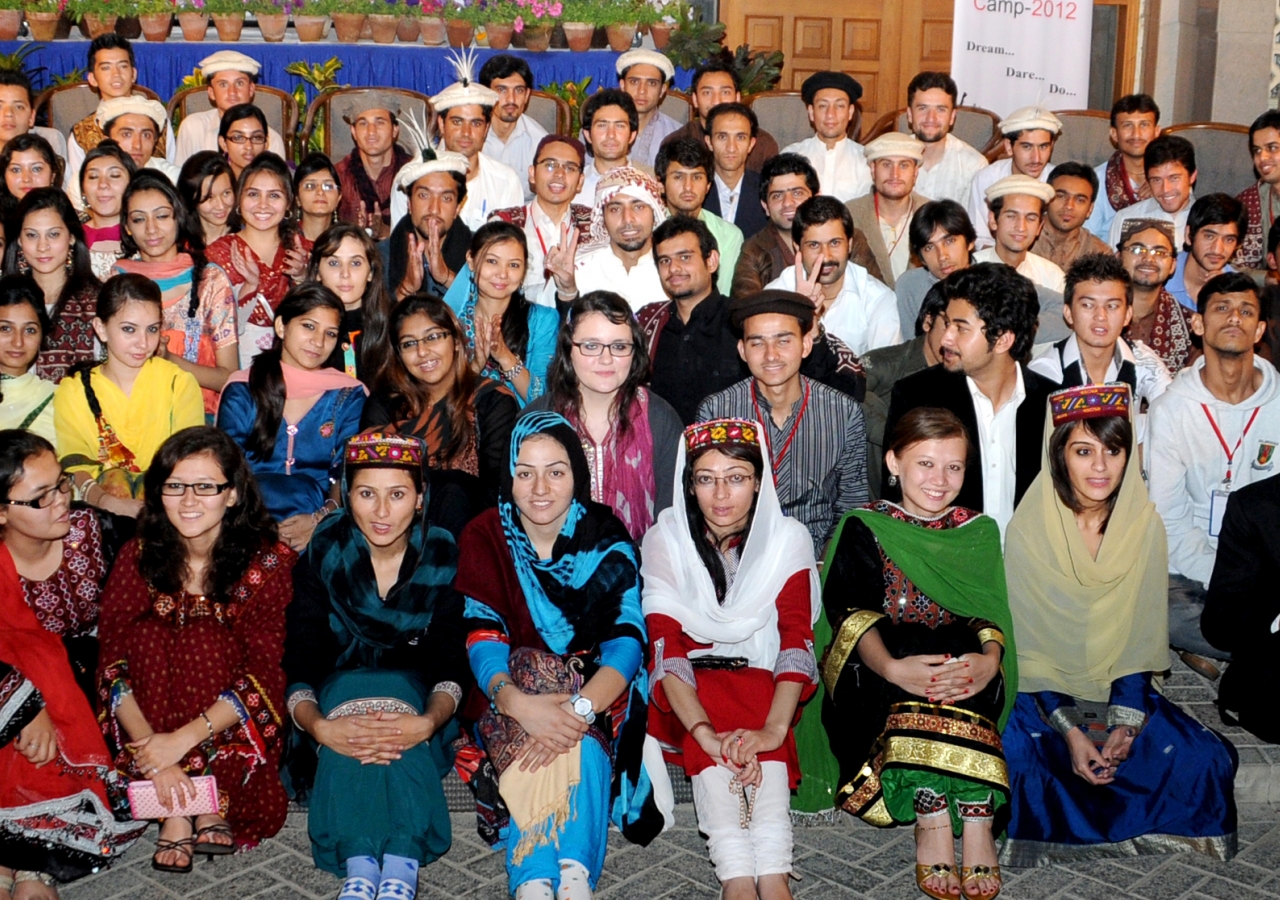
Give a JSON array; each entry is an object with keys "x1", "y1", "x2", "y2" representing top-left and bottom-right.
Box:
[{"x1": 0, "y1": 29, "x2": 1273, "y2": 900}]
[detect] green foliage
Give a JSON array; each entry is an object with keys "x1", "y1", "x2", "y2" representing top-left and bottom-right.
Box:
[
  {"x1": 133, "y1": 0, "x2": 175, "y2": 14},
  {"x1": 52, "y1": 66, "x2": 87, "y2": 87},
  {"x1": 732, "y1": 43, "x2": 783, "y2": 97},
  {"x1": 65, "y1": 0, "x2": 140, "y2": 21},
  {"x1": 286, "y1": 57, "x2": 346, "y2": 161},
  {"x1": 178, "y1": 66, "x2": 206, "y2": 92},
  {"x1": 662, "y1": 7, "x2": 724, "y2": 71},
  {"x1": 541, "y1": 74, "x2": 592, "y2": 136},
  {"x1": 0, "y1": 43, "x2": 42, "y2": 75},
  {"x1": 559, "y1": 0, "x2": 639, "y2": 26}
]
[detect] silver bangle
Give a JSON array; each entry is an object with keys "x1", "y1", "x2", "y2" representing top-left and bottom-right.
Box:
[
  {"x1": 287, "y1": 689, "x2": 318, "y2": 728},
  {"x1": 432, "y1": 681, "x2": 463, "y2": 714}
]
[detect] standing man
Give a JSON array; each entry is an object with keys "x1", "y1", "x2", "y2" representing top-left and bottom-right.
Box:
[
  {"x1": 697, "y1": 289, "x2": 869, "y2": 555},
  {"x1": 173, "y1": 50, "x2": 286, "y2": 164},
  {"x1": 732, "y1": 153, "x2": 884, "y2": 296},
  {"x1": 479, "y1": 55, "x2": 547, "y2": 199},
  {"x1": 616, "y1": 49, "x2": 682, "y2": 169},
  {"x1": 1117, "y1": 218, "x2": 1198, "y2": 373},
  {"x1": 1167, "y1": 194, "x2": 1246, "y2": 311},
  {"x1": 885, "y1": 263, "x2": 1060, "y2": 535},
  {"x1": 660, "y1": 60, "x2": 778, "y2": 173},
  {"x1": 781, "y1": 71, "x2": 870, "y2": 202},
  {"x1": 383, "y1": 152, "x2": 472, "y2": 302},
  {"x1": 335, "y1": 93, "x2": 412, "y2": 242},
  {"x1": 701, "y1": 102, "x2": 769, "y2": 240},
  {"x1": 1147, "y1": 272, "x2": 1280, "y2": 679},
  {"x1": 489, "y1": 135, "x2": 593, "y2": 304},
  {"x1": 573, "y1": 89, "x2": 652, "y2": 206},
  {"x1": 1109, "y1": 135, "x2": 1198, "y2": 246},
  {"x1": 846, "y1": 132, "x2": 930, "y2": 287},
  {"x1": 966, "y1": 106, "x2": 1060, "y2": 247},
  {"x1": 1237, "y1": 110, "x2": 1280, "y2": 270},
  {"x1": 766, "y1": 195, "x2": 900, "y2": 354},
  {"x1": 1031, "y1": 162, "x2": 1112, "y2": 271},
  {"x1": 1084, "y1": 94, "x2": 1161, "y2": 241},
  {"x1": 654, "y1": 137, "x2": 743, "y2": 296},
  {"x1": 974, "y1": 175, "x2": 1066, "y2": 293},
  {"x1": 905, "y1": 71, "x2": 989, "y2": 205}
]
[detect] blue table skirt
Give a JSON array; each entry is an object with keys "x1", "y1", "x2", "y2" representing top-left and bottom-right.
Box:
[{"x1": 3, "y1": 38, "x2": 693, "y2": 103}]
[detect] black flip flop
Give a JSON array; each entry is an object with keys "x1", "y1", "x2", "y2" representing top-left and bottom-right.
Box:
[{"x1": 194, "y1": 822, "x2": 236, "y2": 857}]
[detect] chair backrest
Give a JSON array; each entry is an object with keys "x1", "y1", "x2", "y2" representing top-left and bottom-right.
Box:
[
  {"x1": 35, "y1": 83, "x2": 163, "y2": 137},
  {"x1": 303, "y1": 87, "x2": 434, "y2": 162},
  {"x1": 1165, "y1": 122, "x2": 1255, "y2": 198},
  {"x1": 747, "y1": 90, "x2": 861, "y2": 149},
  {"x1": 1049, "y1": 109, "x2": 1115, "y2": 170},
  {"x1": 167, "y1": 85, "x2": 299, "y2": 159},
  {"x1": 526, "y1": 90, "x2": 570, "y2": 136},
  {"x1": 661, "y1": 90, "x2": 692, "y2": 127}
]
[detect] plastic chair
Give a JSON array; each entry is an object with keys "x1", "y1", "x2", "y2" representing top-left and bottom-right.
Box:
[
  {"x1": 35, "y1": 83, "x2": 163, "y2": 137},
  {"x1": 302, "y1": 87, "x2": 434, "y2": 162},
  {"x1": 525, "y1": 90, "x2": 570, "y2": 136},
  {"x1": 1049, "y1": 109, "x2": 1115, "y2": 170},
  {"x1": 1165, "y1": 122, "x2": 1255, "y2": 198},
  {"x1": 167, "y1": 85, "x2": 299, "y2": 159},
  {"x1": 747, "y1": 90, "x2": 861, "y2": 149}
]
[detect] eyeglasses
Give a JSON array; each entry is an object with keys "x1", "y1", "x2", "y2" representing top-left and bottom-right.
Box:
[
  {"x1": 692, "y1": 473, "x2": 756, "y2": 490},
  {"x1": 572, "y1": 340, "x2": 635, "y2": 357},
  {"x1": 1122, "y1": 244, "x2": 1172, "y2": 259},
  {"x1": 300, "y1": 180, "x2": 338, "y2": 193},
  {"x1": 398, "y1": 331, "x2": 453, "y2": 353},
  {"x1": 5, "y1": 474, "x2": 71, "y2": 509},
  {"x1": 536, "y1": 159, "x2": 582, "y2": 176},
  {"x1": 224, "y1": 133, "x2": 267, "y2": 146},
  {"x1": 159, "y1": 481, "x2": 232, "y2": 497}
]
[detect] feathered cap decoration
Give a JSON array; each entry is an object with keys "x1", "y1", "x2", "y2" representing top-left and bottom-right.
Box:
[{"x1": 431, "y1": 48, "x2": 500, "y2": 112}]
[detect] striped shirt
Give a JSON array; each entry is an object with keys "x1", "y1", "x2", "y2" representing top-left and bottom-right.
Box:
[{"x1": 697, "y1": 376, "x2": 869, "y2": 556}]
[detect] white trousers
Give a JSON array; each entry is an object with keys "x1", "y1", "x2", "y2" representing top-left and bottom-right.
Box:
[{"x1": 691, "y1": 761, "x2": 793, "y2": 882}]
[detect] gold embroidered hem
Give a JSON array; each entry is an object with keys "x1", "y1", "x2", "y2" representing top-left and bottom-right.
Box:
[
  {"x1": 879, "y1": 702, "x2": 1010, "y2": 790},
  {"x1": 835, "y1": 744, "x2": 894, "y2": 827},
  {"x1": 999, "y1": 831, "x2": 1238, "y2": 868},
  {"x1": 821, "y1": 609, "x2": 885, "y2": 693}
]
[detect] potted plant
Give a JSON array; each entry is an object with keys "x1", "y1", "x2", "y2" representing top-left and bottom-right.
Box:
[
  {"x1": 414, "y1": 0, "x2": 443, "y2": 43},
  {"x1": 509, "y1": 0, "x2": 558, "y2": 51},
  {"x1": 328, "y1": 0, "x2": 370, "y2": 42},
  {"x1": 478, "y1": 0, "x2": 516, "y2": 49},
  {"x1": 133, "y1": 0, "x2": 172, "y2": 39},
  {"x1": 0, "y1": 0, "x2": 26, "y2": 39},
  {"x1": 290, "y1": 0, "x2": 329, "y2": 40},
  {"x1": 557, "y1": 0, "x2": 602, "y2": 51},
  {"x1": 246, "y1": 0, "x2": 286, "y2": 39},
  {"x1": 642, "y1": 0, "x2": 682, "y2": 49},
  {"x1": 65, "y1": 0, "x2": 133, "y2": 37},
  {"x1": 600, "y1": 0, "x2": 641, "y2": 51},
  {"x1": 200, "y1": 0, "x2": 245, "y2": 39},
  {"x1": 22, "y1": 0, "x2": 65, "y2": 42},
  {"x1": 391, "y1": 0, "x2": 418, "y2": 40},
  {"x1": 442, "y1": 0, "x2": 478, "y2": 47},
  {"x1": 173, "y1": 0, "x2": 207, "y2": 38},
  {"x1": 364, "y1": 0, "x2": 402, "y2": 43}
]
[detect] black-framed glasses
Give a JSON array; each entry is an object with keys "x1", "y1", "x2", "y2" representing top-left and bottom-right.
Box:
[
  {"x1": 572, "y1": 340, "x2": 635, "y2": 358},
  {"x1": 5, "y1": 474, "x2": 71, "y2": 509},
  {"x1": 398, "y1": 331, "x2": 453, "y2": 353},
  {"x1": 225, "y1": 133, "x2": 267, "y2": 146},
  {"x1": 159, "y1": 481, "x2": 232, "y2": 497}
]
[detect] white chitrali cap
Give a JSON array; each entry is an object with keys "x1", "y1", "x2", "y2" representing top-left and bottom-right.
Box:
[
  {"x1": 198, "y1": 50, "x2": 261, "y2": 77},
  {"x1": 984, "y1": 173, "x2": 1055, "y2": 204},
  {"x1": 615, "y1": 49, "x2": 675, "y2": 82},
  {"x1": 997, "y1": 106, "x2": 1062, "y2": 136}
]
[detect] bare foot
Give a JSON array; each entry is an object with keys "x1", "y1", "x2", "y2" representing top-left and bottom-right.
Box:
[
  {"x1": 153, "y1": 816, "x2": 194, "y2": 870},
  {"x1": 960, "y1": 820, "x2": 1000, "y2": 897},
  {"x1": 916, "y1": 819, "x2": 960, "y2": 897}
]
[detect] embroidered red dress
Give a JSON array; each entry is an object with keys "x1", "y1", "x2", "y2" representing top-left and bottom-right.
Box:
[
  {"x1": 206, "y1": 234, "x2": 296, "y2": 368},
  {"x1": 36, "y1": 285, "x2": 100, "y2": 383},
  {"x1": 96, "y1": 539, "x2": 296, "y2": 848}
]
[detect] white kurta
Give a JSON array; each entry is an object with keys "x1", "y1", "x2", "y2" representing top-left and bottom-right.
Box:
[
  {"x1": 574, "y1": 245, "x2": 666, "y2": 311},
  {"x1": 172, "y1": 108, "x2": 287, "y2": 167},
  {"x1": 973, "y1": 246, "x2": 1066, "y2": 293},
  {"x1": 765, "y1": 262, "x2": 900, "y2": 355},
  {"x1": 915, "y1": 133, "x2": 990, "y2": 206},
  {"x1": 483, "y1": 114, "x2": 547, "y2": 202},
  {"x1": 966, "y1": 157, "x2": 1055, "y2": 248},
  {"x1": 1108, "y1": 194, "x2": 1195, "y2": 249},
  {"x1": 389, "y1": 152, "x2": 525, "y2": 233},
  {"x1": 779, "y1": 135, "x2": 871, "y2": 202}
]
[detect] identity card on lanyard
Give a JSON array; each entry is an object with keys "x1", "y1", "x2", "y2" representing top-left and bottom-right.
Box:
[{"x1": 1203, "y1": 403, "x2": 1260, "y2": 537}]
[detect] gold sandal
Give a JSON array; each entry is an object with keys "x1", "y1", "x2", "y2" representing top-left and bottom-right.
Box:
[
  {"x1": 915, "y1": 819, "x2": 958, "y2": 900},
  {"x1": 960, "y1": 865, "x2": 1002, "y2": 899}
]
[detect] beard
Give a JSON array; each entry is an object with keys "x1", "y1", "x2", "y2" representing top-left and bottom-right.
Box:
[{"x1": 614, "y1": 237, "x2": 649, "y2": 253}]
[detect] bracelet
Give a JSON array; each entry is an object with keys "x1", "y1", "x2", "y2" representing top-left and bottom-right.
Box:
[
  {"x1": 311, "y1": 499, "x2": 338, "y2": 525},
  {"x1": 488, "y1": 678, "x2": 510, "y2": 712},
  {"x1": 689, "y1": 721, "x2": 714, "y2": 739},
  {"x1": 432, "y1": 681, "x2": 463, "y2": 714},
  {"x1": 500, "y1": 360, "x2": 525, "y2": 382},
  {"x1": 199, "y1": 712, "x2": 215, "y2": 740}
]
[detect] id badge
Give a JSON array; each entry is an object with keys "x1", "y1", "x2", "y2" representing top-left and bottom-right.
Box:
[{"x1": 1209, "y1": 489, "x2": 1230, "y2": 538}]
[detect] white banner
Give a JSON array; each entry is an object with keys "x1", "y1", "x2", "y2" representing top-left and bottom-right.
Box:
[{"x1": 949, "y1": 0, "x2": 1095, "y2": 117}]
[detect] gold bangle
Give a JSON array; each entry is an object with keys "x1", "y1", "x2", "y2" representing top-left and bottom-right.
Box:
[{"x1": 199, "y1": 712, "x2": 214, "y2": 740}]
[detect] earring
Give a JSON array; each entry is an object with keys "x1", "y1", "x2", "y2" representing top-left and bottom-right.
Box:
[
  {"x1": 65, "y1": 248, "x2": 73, "y2": 273},
  {"x1": 16, "y1": 249, "x2": 28, "y2": 274},
  {"x1": 887, "y1": 474, "x2": 898, "y2": 487}
]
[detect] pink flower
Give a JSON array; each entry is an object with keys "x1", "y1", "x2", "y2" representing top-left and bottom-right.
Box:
[
  {"x1": 548, "y1": 2, "x2": 561, "y2": 14},
  {"x1": 513, "y1": 13, "x2": 523, "y2": 29}
]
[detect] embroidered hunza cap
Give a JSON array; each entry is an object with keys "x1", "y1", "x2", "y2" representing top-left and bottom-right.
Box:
[
  {"x1": 198, "y1": 50, "x2": 261, "y2": 77},
  {"x1": 1049, "y1": 383, "x2": 1131, "y2": 428},
  {"x1": 95, "y1": 96, "x2": 168, "y2": 130},
  {"x1": 346, "y1": 433, "x2": 426, "y2": 469},
  {"x1": 684, "y1": 418, "x2": 761, "y2": 454}
]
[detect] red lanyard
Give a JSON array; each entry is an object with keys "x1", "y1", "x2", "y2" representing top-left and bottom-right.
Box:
[
  {"x1": 752, "y1": 380, "x2": 811, "y2": 471},
  {"x1": 1201, "y1": 403, "x2": 1260, "y2": 484}
]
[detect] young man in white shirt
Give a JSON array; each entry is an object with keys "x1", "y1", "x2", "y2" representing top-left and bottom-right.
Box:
[
  {"x1": 905, "y1": 71, "x2": 989, "y2": 205},
  {"x1": 780, "y1": 71, "x2": 870, "y2": 202},
  {"x1": 572, "y1": 89, "x2": 652, "y2": 207},
  {"x1": 974, "y1": 174, "x2": 1066, "y2": 293},
  {"x1": 616, "y1": 48, "x2": 682, "y2": 169},
  {"x1": 967, "y1": 106, "x2": 1060, "y2": 247},
  {"x1": 172, "y1": 50, "x2": 287, "y2": 165},
  {"x1": 1108, "y1": 134, "x2": 1198, "y2": 247},
  {"x1": 479, "y1": 55, "x2": 547, "y2": 201},
  {"x1": 701, "y1": 103, "x2": 768, "y2": 240}
]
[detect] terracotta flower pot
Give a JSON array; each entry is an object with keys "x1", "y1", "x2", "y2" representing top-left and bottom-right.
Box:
[
  {"x1": 368, "y1": 12, "x2": 398, "y2": 42},
  {"x1": 138, "y1": 12, "x2": 171, "y2": 40},
  {"x1": 649, "y1": 21, "x2": 673, "y2": 49},
  {"x1": 396, "y1": 15, "x2": 418, "y2": 41},
  {"x1": 604, "y1": 21, "x2": 635, "y2": 51},
  {"x1": 177, "y1": 10, "x2": 208, "y2": 39},
  {"x1": 418, "y1": 14, "x2": 444, "y2": 44},
  {"x1": 293, "y1": 13, "x2": 327, "y2": 40},
  {"x1": 255, "y1": 11, "x2": 287, "y2": 40},
  {"x1": 23, "y1": 8, "x2": 59, "y2": 40},
  {"x1": 0, "y1": 8, "x2": 24, "y2": 39},
  {"x1": 445, "y1": 17, "x2": 471, "y2": 47},
  {"x1": 116, "y1": 14, "x2": 140, "y2": 37},
  {"x1": 330, "y1": 11, "x2": 365, "y2": 41},
  {"x1": 561, "y1": 20, "x2": 592, "y2": 51},
  {"x1": 485, "y1": 20, "x2": 512, "y2": 49},
  {"x1": 211, "y1": 12, "x2": 244, "y2": 40},
  {"x1": 83, "y1": 13, "x2": 117, "y2": 37},
  {"x1": 522, "y1": 22, "x2": 550, "y2": 51}
]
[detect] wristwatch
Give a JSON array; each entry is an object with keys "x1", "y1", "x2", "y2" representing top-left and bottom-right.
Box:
[{"x1": 569, "y1": 693, "x2": 596, "y2": 724}]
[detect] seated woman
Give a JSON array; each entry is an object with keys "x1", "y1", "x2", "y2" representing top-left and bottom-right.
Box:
[
  {"x1": 820, "y1": 407, "x2": 1014, "y2": 900},
  {"x1": 97, "y1": 426, "x2": 295, "y2": 873},
  {"x1": 0, "y1": 542, "x2": 145, "y2": 898},
  {"x1": 54, "y1": 274, "x2": 205, "y2": 519},
  {"x1": 641, "y1": 418, "x2": 819, "y2": 900},
  {"x1": 0, "y1": 134, "x2": 60, "y2": 225},
  {"x1": 285, "y1": 433, "x2": 471, "y2": 900},
  {"x1": 444, "y1": 221, "x2": 557, "y2": 407},
  {"x1": 1002, "y1": 384, "x2": 1238, "y2": 866},
  {"x1": 79, "y1": 141, "x2": 136, "y2": 281},
  {"x1": 177, "y1": 152, "x2": 236, "y2": 248},
  {"x1": 529, "y1": 291, "x2": 680, "y2": 541},
  {"x1": 218, "y1": 104, "x2": 270, "y2": 184},
  {"x1": 216, "y1": 283, "x2": 366, "y2": 550},
  {"x1": 115, "y1": 170, "x2": 238, "y2": 416},
  {"x1": 306, "y1": 224, "x2": 393, "y2": 382},
  {"x1": 0, "y1": 275, "x2": 56, "y2": 444},
  {"x1": 362, "y1": 293, "x2": 518, "y2": 503},
  {"x1": 3, "y1": 189, "x2": 101, "y2": 383},
  {"x1": 293, "y1": 154, "x2": 341, "y2": 248},
  {"x1": 457, "y1": 412, "x2": 662, "y2": 900}
]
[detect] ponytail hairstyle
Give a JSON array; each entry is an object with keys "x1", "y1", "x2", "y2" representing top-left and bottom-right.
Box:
[
  {"x1": 120, "y1": 169, "x2": 209, "y2": 318},
  {"x1": 178, "y1": 150, "x2": 240, "y2": 237},
  {"x1": 305, "y1": 223, "x2": 393, "y2": 378},
  {"x1": 467, "y1": 221, "x2": 531, "y2": 361},
  {"x1": 0, "y1": 273, "x2": 50, "y2": 404},
  {"x1": 683, "y1": 439, "x2": 765, "y2": 603},
  {"x1": 2, "y1": 188, "x2": 100, "y2": 324},
  {"x1": 245, "y1": 282, "x2": 345, "y2": 461},
  {"x1": 234, "y1": 152, "x2": 297, "y2": 246},
  {"x1": 75, "y1": 273, "x2": 162, "y2": 422}
]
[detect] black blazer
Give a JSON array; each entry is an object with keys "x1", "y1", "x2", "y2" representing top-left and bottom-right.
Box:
[
  {"x1": 882, "y1": 364, "x2": 1060, "y2": 512},
  {"x1": 703, "y1": 169, "x2": 769, "y2": 241}
]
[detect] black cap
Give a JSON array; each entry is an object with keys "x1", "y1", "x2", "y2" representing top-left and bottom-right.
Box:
[
  {"x1": 729, "y1": 289, "x2": 816, "y2": 331},
  {"x1": 800, "y1": 71, "x2": 863, "y2": 106}
]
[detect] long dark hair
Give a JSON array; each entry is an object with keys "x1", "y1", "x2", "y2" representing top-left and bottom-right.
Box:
[
  {"x1": 121, "y1": 169, "x2": 208, "y2": 318},
  {"x1": 73, "y1": 274, "x2": 162, "y2": 423},
  {"x1": 683, "y1": 441, "x2": 764, "y2": 603},
  {"x1": 292, "y1": 152, "x2": 341, "y2": 223},
  {"x1": 178, "y1": 150, "x2": 240, "y2": 236},
  {"x1": 234, "y1": 152, "x2": 297, "y2": 245},
  {"x1": 2, "y1": 188, "x2": 101, "y2": 324},
  {"x1": 545, "y1": 290, "x2": 649, "y2": 437},
  {"x1": 245, "y1": 283, "x2": 345, "y2": 461},
  {"x1": 0, "y1": 429, "x2": 55, "y2": 506},
  {"x1": 138, "y1": 426, "x2": 279, "y2": 599},
  {"x1": 374, "y1": 293, "x2": 479, "y2": 466},
  {"x1": 0, "y1": 274, "x2": 49, "y2": 404},
  {"x1": 78, "y1": 139, "x2": 137, "y2": 201},
  {"x1": 468, "y1": 221, "x2": 530, "y2": 361},
  {"x1": 305, "y1": 223, "x2": 393, "y2": 378},
  {"x1": 1048, "y1": 415, "x2": 1133, "y2": 533},
  {"x1": 0, "y1": 133, "x2": 64, "y2": 199}
]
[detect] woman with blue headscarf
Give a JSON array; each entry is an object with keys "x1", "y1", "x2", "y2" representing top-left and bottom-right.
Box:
[
  {"x1": 456, "y1": 411, "x2": 664, "y2": 900},
  {"x1": 284, "y1": 433, "x2": 471, "y2": 900}
]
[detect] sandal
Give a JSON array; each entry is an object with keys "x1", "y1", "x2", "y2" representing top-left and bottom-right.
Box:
[
  {"x1": 151, "y1": 836, "x2": 195, "y2": 874},
  {"x1": 915, "y1": 820, "x2": 958, "y2": 900},
  {"x1": 194, "y1": 821, "x2": 235, "y2": 857},
  {"x1": 960, "y1": 865, "x2": 1001, "y2": 899}
]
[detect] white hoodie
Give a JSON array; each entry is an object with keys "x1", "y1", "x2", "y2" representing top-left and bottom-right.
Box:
[{"x1": 1147, "y1": 356, "x2": 1280, "y2": 586}]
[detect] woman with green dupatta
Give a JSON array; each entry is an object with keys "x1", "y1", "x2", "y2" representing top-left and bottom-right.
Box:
[{"x1": 817, "y1": 407, "x2": 1016, "y2": 900}]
